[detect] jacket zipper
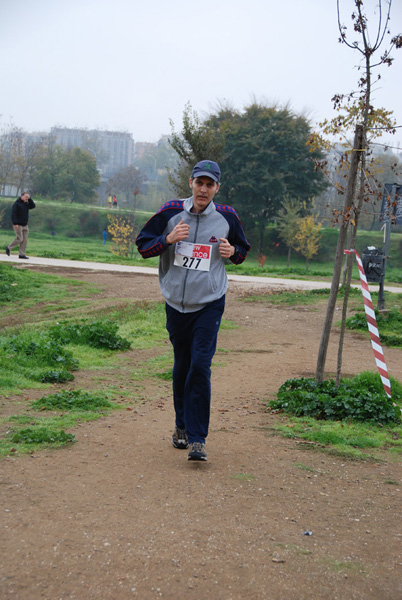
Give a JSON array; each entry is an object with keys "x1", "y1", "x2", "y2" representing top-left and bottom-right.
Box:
[{"x1": 181, "y1": 214, "x2": 200, "y2": 311}]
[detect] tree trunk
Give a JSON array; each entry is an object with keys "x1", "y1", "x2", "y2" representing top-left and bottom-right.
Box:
[
  {"x1": 258, "y1": 228, "x2": 264, "y2": 257},
  {"x1": 315, "y1": 125, "x2": 363, "y2": 383},
  {"x1": 336, "y1": 251, "x2": 354, "y2": 386},
  {"x1": 336, "y1": 34, "x2": 371, "y2": 385}
]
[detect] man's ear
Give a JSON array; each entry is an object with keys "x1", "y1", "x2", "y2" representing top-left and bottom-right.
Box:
[{"x1": 189, "y1": 177, "x2": 193, "y2": 189}]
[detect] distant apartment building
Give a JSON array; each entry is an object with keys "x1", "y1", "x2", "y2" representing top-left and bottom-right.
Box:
[
  {"x1": 134, "y1": 141, "x2": 156, "y2": 159},
  {"x1": 50, "y1": 127, "x2": 135, "y2": 180}
]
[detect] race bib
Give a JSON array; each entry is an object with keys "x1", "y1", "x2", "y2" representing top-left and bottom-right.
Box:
[{"x1": 174, "y1": 241, "x2": 212, "y2": 272}]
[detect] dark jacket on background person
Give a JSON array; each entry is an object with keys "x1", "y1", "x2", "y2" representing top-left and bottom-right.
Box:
[{"x1": 11, "y1": 197, "x2": 36, "y2": 226}]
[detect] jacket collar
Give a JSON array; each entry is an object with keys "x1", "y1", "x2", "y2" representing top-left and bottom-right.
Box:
[{"x1": 183, "y1": 196, "x2": 216, "y2": 216}]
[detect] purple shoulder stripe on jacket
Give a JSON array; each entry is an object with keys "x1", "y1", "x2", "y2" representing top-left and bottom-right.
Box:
[
  {"x1": 156, "y1": 200, "x2": 184, "y2": 214},
  {"x1": 214, "y1": 203, "x2": 237, "y2": 216}
]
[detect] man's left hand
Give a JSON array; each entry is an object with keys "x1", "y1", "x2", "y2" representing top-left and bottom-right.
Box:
[{"x1": 219, "y1": 238, "x2": 235, "y2": 259}]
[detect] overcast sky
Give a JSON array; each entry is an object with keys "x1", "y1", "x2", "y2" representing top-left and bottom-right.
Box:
[{"x1": 1, "y1": 0, "x2": 401, "y2": 150}]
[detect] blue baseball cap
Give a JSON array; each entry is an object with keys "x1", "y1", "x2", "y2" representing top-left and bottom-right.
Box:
[{"x1": 191, "y1": 160, "x2": 221, "y2": 183}]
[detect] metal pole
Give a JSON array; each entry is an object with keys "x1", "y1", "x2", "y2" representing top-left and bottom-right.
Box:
[{"x1": 377, "y1": 185, "x2": 394, "y2": 311}]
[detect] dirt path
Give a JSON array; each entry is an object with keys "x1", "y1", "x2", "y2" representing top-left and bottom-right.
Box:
[{"x1": 1, "y1": 269, "x2": 402, "y2": 600}]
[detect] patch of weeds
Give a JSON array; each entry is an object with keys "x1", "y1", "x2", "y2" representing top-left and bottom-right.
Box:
[
  {"x1": 1, "y1": 330, "x2": 78, "y2": 371},
  {"x1": 0, "y1": 389, "x2": 121, "y2": 457},
  {"x1": 0, "y1": 423, "x2": 76, "y2": 456},
  {"x1": 270, "y1": 371, "x2": 402, "y2": 424},
  {"x1": 31, "y1": 389, "x2": 115, "y2": 412},
  {"x1": 384, "y1": 479, "x2": 399, "y2": 485},
  {"x1": 220, "y1": 319, "x2": 238, "y2": 330},
  {"x1": 274, "y1": 543, "x2": 312, "y2": 556},
  {"x1": 7, "y1": 415, "x2": 38, "y2": 425},
  {"x1": 135, "y1": 353, "x2": 173, "y2": 382},
  {"x1": 9, "y1": 427, "x2": 75, "y2": 445},
  {"x1": 49, "y1": 319, "x2": 131, "y2": 350},
  {"x1": 101, "y1": 382, "x2": 136, "y2": 397},
  {"x1": 293, "y1": 462, "x2": 320, "y2": 473},
  {"x1": 325, "y1": 559, "x2": 365, "y2": 574},
  {"x1": 39, "y1": 369, "x2": 75, "y2": 383},
  {"x1": 0, "y1": 331, "x2": 79, "y2": 391},
  {"x1": 324, "y1": 446, "x2": 384, "y2": 461},
  {"x1": 346, "y1": 306, "x2": 402, "y2": 348},
  {"x1": 0, "y1": 316, "x2": 131, "y2": 392},
  {"x1": 232, "y1": 473, "x2": 256, "y2": 481},
  {"x1": 154, "y1": 369, "x2": 173, "y2": 381}
]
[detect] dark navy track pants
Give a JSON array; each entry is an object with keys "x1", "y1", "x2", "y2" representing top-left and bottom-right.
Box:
[{"x1": 165, "y1": 295, "x2": 225, "y2": 444}]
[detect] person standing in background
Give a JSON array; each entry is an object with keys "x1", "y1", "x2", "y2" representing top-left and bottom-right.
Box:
[{"x1": 6, "y1": 192, "x2": 36, "y2": 259}]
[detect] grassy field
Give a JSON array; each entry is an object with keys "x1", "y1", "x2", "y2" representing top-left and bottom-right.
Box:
[
  {"x1": 1, "y1": 229, "x2": 402, "y2": 285},
  {"x1": 1, "y1": 195, "x2": 401, "y2": 282}
]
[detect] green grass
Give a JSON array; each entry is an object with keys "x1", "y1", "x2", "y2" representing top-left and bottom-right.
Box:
[
  {"x1": 1, "y1": 226, "x2": 402, "y2": 283},
  {"x1": 345, "y1": 304, "x2": 402, "y2": 347},
  {"x1": 0, "y1": 263, "x2": 99, "y2": 326},
  {"x1": 293, "y1": 462, "x2": 320, "y2": 473},
  {"x1": 271, "y1": 416, "x2": 402, "y2": 460},
  {"x1": 232, "y1": 473, "x2": 256, "y2": 481},
  {"x1": 132, "y1": 352, "x2": 173, "y2": 382},
  {"x1": 31, "y1": 389, "x2": 115, "y2": 411},
  {"x1": 269, "y1": 371, "x2": 402, "y2": 461},
  {"x1": 0, "y1": 266, "x2": 176, "y2": 456},
  {"x1": 325, "y1": 559, "x2": 366, "y2": 574},
  {"x1": 0, "y1": 315, "x2": 134, "y2": 392},
  {"x1": 240, "y1": 287, "x2": 402, "y2": 311},
  {"x1": 0, "y1": 389, "x2": 121, "y2": 456},
  {"x1": 240, "y1": 288, "x2": 331, "y2": 305},
  {"x1": 0, "y1": 230, "x2": 159, "y2": 267}
]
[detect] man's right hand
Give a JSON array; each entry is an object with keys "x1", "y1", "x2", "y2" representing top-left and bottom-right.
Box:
[
  {"x1": 13, "y1": 225, "x2": 19, "y2": 232},
  {"x1": 166, "y1": 218, "x2": 190, "y2": 245}
]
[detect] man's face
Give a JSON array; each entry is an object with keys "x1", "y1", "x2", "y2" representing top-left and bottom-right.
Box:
[
  {"x1": 21, "y1": 193, "x2": 30, "y2": 202},
  {"x1": 189, "y1": 176, "x2": 220, "y2": 213}
]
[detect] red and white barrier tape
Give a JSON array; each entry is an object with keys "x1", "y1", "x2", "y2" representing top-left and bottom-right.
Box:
[{"x1": 344, "y1": 249, "x2": 392, "y2": 399}]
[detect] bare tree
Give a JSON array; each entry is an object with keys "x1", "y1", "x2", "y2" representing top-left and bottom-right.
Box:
[
  {"x1": 314, "y1": 0, "x2": 402, "y2": 384},
  {"x1": 0, "y1": 122, "x2": 24, "y2": 194}
]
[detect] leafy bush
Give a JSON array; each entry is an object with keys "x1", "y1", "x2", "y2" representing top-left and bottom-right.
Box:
[
  {"x1": 270, "y1": 371, "x2": 402, "y2": 424},
  {"x1": 49, "y1": 319, "x2": 131, "y2": 350},
  {"x1": 32, "y1": 389, "x2": 113, "y2": 412}
]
